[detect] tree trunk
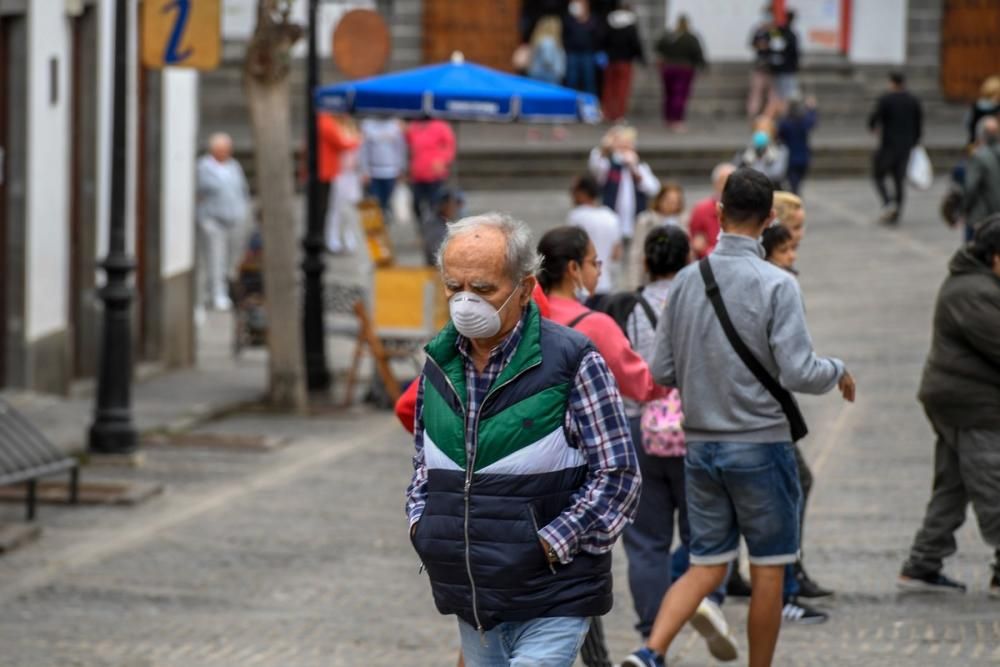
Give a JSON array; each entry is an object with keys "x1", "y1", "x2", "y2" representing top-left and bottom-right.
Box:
[{"x1": 244, "y1": 2, "x2": 307, "y2": 412}]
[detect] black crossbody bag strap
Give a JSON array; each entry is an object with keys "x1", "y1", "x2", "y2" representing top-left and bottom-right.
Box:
[
  {"x1": 636, "y1": 290, "x2": 658, "y2": 329},
  {"x1": 698, "y1": 258, "x2": 809, "y2": 442}
]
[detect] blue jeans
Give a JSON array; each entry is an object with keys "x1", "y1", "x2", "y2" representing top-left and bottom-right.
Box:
[
  {"x1": 458, "y1": 617, "x2": 591, "y2": 667},
  {"x1": 566, "y1": 51, "x2": 597, "y2": 95},
  {"x1": 366, "y1": 177, "x2": 396, "y2": 216},
  {"x1": 685, "y1": 441, "x2": 802, "y2": 566}
]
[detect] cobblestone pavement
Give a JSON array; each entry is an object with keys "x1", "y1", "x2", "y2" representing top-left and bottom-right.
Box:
[{"x1": 0, "y1": 179, "x2": 998, "y2": 666}]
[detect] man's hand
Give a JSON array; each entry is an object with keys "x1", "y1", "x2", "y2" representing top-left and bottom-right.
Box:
[{"x1": 838, "y1": 371, "x2": 856, "y2": 403}]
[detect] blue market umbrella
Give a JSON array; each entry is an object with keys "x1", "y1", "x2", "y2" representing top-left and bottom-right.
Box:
[{"x1": 315, "y1": 53, "x2": 601, "y2": 124}]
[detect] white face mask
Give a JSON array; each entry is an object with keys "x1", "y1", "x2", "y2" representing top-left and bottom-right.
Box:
[
  {"x1": 568, "y1": 1, "x2": 584, "y2": 18},
  {"x1": 574, "y1": 280, "x2": 592, "y2": 304},
  {"x1": 449, "y1": 286, "x2": 520, "y2": 340}
]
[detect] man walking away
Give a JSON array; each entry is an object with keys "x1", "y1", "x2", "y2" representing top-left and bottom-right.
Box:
[
  {"x1": 961, "y1": 117, "x2": 1000, "y2": 240},
  {"x1": 898, "y1": 217, "x2": 1000, "y2": 598},
  {"x1": 196, "y1": 132, "x2": 251, "y2": 314},
  {"x1": 623, "y1": 168, "x2": 856, "y2": 667},
  {"x1": 407, "y1": 214, "x2": 640, "y2": 666},
  {"x1": 868, "y1": 71, "x2": 922, "y2": 224}
]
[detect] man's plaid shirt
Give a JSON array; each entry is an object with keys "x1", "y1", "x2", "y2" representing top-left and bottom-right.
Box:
[{"x1": 406, "y1": 315, "x2": 640, "y2": 564}]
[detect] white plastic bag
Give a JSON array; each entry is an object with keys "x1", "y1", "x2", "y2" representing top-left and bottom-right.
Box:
[
  {"x1": 391, "y1": 181, "x2": 413, "y2": 226},
  {"x1": 907, "y1": 145, "x2": 933, "y2": 191}
]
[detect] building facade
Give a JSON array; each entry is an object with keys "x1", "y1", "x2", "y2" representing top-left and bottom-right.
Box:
[{"x1": 0, "y1": 0, "x2": 198, "y2": 394}]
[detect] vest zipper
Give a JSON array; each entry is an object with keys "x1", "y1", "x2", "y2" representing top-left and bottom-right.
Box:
[{"x1": 426, "y1": 353, "x2": 543, "y2": 642}]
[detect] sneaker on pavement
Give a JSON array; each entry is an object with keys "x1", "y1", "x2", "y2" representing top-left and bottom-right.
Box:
[
  {"x1": 795, "y1": 563, "x2": 834, "y2": 598},
  {"x1": 879, "y1": 202, "x2": 899, "y2": 223},
  {"x1": 689, "y1": 599, "x2": 739, "y2": 661},
  {"x1": 781, "y1": 597, "x2": 829, "y2": 625},
  {"x1": 988, "y1": 573, "x2": 999, "y2": 598},
  {"x1": 897, "y1": 571, "x2": 967, "y2": 594},
  {"x1": 621, "y1": 647, "x2": 665, "y2": 667}
]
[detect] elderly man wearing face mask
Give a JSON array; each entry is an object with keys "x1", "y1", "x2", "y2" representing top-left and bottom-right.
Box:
[{"x1": 406, "y1": 213, "x2": 641, "y2": 666}]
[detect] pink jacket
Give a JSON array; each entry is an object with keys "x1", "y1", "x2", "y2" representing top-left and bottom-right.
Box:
[
  {"x1": 405, "y1": 120, "x2": 456, "y2": 183},
  {"x1": 548, "y1": 295, "x2": 668, "y2": 403}
]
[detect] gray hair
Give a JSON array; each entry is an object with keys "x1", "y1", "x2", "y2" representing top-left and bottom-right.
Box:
[
  {"x1": 436, "y1": 212, "x2": 542, "y2": 283},
  {"x1": 976, "y1": 115, "x2": 999, "y2": 143}
]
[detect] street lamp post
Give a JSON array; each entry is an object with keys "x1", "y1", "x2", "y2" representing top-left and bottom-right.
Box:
[
  {"x1": 302, "y1": 0, "x2": 331, "y2": 393},
  {"x1": 89, "y1": 0, "x2": 137, "y2": 454}
]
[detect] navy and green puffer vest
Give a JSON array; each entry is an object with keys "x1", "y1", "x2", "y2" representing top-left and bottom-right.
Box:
[{"x1": 411, "y1": 302, "x2": 614, "y2": 631}]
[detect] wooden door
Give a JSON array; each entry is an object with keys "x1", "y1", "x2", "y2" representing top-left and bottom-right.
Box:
[
  {"x1": 69, "y1": 6, "x2": 100, "y2": 378},
  {"x1": 0, "y1": 18, "x2": 7, "y2": 386},
  {"x1": 941, "y1": 1, "x2": 1000, "y2": 103},
  {"x1": 422, "y1": 0, "x2": 522, "y2": 70}
]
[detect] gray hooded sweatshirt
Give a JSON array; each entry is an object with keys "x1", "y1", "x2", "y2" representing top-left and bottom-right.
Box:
[{"x1": 651, "y1": 233, "x2": 844, "y2": 443}]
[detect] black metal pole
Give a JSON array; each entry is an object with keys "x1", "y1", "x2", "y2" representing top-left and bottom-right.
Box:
[
  {"x1": 302, "y1": 0, "x2": 331, "y2": 393},
  {"x1": 89, "y1": 0, "x2": 137, "y2": 454}
]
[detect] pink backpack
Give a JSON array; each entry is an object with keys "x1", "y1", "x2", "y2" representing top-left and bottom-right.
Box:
[{"x1": 640, "y1": 388, "x2": 686, "y2": 458}]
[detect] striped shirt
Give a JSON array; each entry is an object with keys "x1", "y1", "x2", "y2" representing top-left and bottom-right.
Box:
[{"x1": 407, "y1": 315, "x2": 640, "y2": 564}]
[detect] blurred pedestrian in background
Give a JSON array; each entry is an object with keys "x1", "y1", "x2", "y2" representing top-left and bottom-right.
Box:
[
  {"x1": 898, "y1": 217, "x2": 1000, "y2": 598},
  {"x1": 961, "y1": 116, "x2": 1000, "y2": 241},
  {"x1": 359, "y1": 117, "x2": 406, "y2": 222},
  {"x1": 965, "y1": 75, "x2": 1000, "y2": 147},
  {"x1": 770, "y1": 10, "x2": 800, "y2": 106},
  {"x1": 688, "y1": 163, "x2": 736, "y2": 258},
  {"x1": 317, "y1": 111, "x2": 361, "y2": 227},
  {"x1": 868, "y1": 71, "x2": 922, "y2": 224},
  {"x1": 420, "y1": 186, "x2": 464, "y2": 266},
  {"x1": 196, "y1": 132, "x2": 251, "y2": 313},
  {"x1": 778, "y1": 95, "x2": 818, "y2": 195},
  {"x1": 736, "y1": 118, "x2": 788, "y2": 189},
  {"x1": 567, "y1": 175, "x2": 623, "y2": 296},
  {"x1": 601, "y1": 4, "x2": 645, "y2": 121},
  {"x1": 405, "y1": 118, "x2": 456, "y2": 226},
  {"x1": 589, "y1": 125, "x2": 660, "y2": 249},
  {"x1": 527, "y1": 15, "x2": 567, "y2": 85},
  {"x1": 747, "y1": 6, "x2": 778, "y2": 119},
  {"x1": 325, "y1": 116, "x2": 364, "y2": 254},
  {"x1": 563, "y1": 0, "x2": 602, "y2": 95},
  {"x1": 626, "y1": 181, "x2": 686, "y2": 289},
  {"x1": 654, "y1": 14, "x2": 706, "y2": 132},
  {"x1": 772, "y1": 191, "x2": 806, "y2": 250}
]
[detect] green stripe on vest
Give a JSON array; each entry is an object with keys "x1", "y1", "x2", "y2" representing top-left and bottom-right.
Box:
[
  {"x1": 474, "y1": 384, "x2": 570, "y2": 470},
  {"x1": 423, "y1": 301, "x2": 572, "y2": 472}
]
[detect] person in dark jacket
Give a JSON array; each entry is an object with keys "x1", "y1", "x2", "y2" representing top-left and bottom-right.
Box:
[
  {"x1": 962, "y1": 116, "x2": 1000, "y2": 240},
  {"x1": 655, "y1": 14, "x2": 706, "y2": 131},
  {"x1": 770, "y1": 10, "x2": 800, "y2": 103},
  {"x1": 407, "y1": 213, "x2": 640, "y2": 666},
  {"x1": 868, "y1": 71, "x2": 923, "y2": 224},
  {"x1": 778, "y1": 95, "x2": 818, "y2": 195},
  {"x1": 563, "y1": 0, "x2": 602, "y2": 95},
  {"x1": 965, "y1": 76, "x2": 1000, "y2": 147},
  {"x1": 898, "y1": 217, "x2": 1000, "y2": 597},
  {"x1": 601, "y1": 4, "x2": 645, "y2": 121}
]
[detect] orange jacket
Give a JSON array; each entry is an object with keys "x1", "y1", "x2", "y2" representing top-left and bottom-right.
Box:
[{"x1": 318, "y1": 114, "x2": 361, "y2": 183}]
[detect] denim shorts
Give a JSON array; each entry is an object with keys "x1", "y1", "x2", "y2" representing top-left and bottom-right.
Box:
[{"x1": 685, "y1": 441, "x2": 802, "y2": 566}]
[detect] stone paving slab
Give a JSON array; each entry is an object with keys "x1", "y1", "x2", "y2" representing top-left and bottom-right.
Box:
[{"x1": 0, "y1": 179, "x2": 997, "y2": 665}]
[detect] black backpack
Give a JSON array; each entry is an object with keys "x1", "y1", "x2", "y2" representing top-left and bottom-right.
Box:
[{"x1": 568, "y1": 289, "x2": 658, "y2": 346}]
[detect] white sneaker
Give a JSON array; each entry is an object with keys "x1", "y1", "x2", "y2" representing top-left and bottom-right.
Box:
[{"x1": 689, "y1": 598, "x2": 739, "y2": 661}]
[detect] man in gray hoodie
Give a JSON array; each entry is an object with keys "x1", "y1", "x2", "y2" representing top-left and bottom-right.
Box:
[{"x1": 623, "y1": 168, "x2": 855, "y2": 667}]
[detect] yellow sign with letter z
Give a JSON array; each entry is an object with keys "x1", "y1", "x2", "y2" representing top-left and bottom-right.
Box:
[{"x1": 142, "y1": 0, "x2": 221, "y2": 70}]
